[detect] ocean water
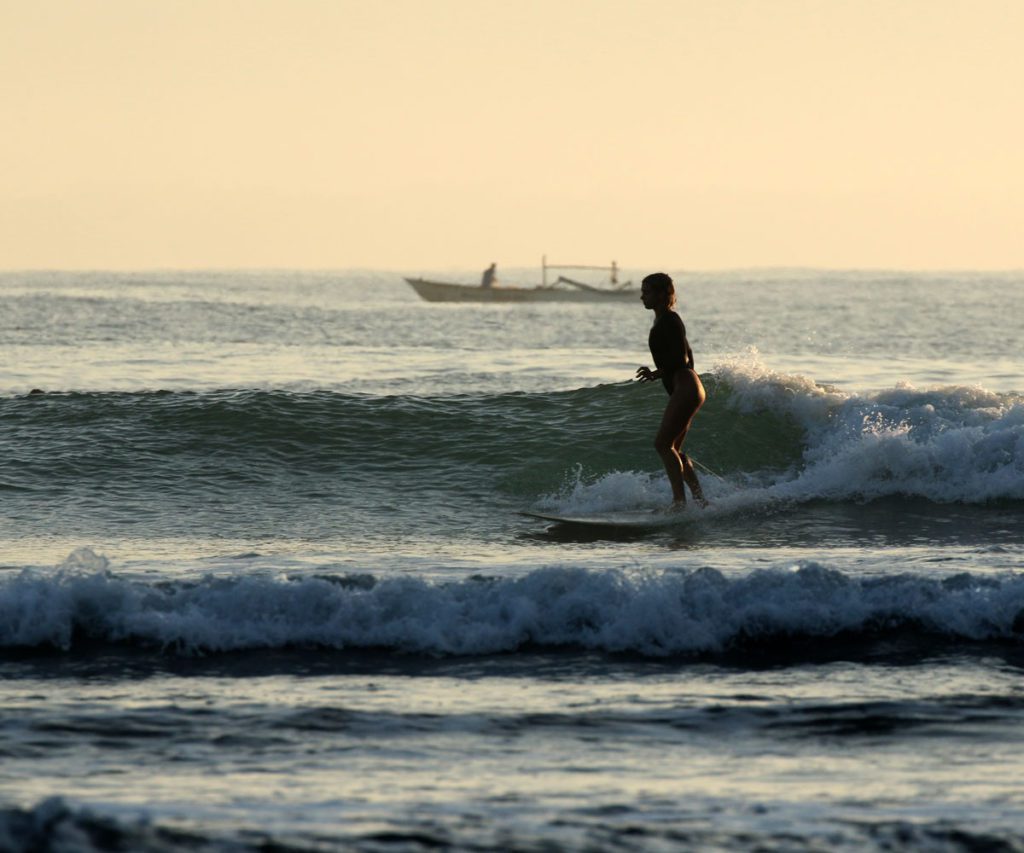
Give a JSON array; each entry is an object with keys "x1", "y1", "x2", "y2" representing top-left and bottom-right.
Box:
[{"x1": 1, "y1": 268, "x2": 1023, "y2": 851}]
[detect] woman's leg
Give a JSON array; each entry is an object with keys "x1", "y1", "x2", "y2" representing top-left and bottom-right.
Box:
[
  {"x1": 655, "y1": 373, "x2": 706, "y2": 505},
  {"x1": 654, "y1": 393, "x2": 696, "y2": 504},
  {"x1": 678, "y1": 449, "x2": 706, "y2": 506}
]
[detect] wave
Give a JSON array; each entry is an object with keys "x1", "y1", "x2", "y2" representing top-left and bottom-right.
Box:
[
  {"x1": 548, "y1": 357, "x2": 1024, "y2": 510},
  {"x1": 708, "y1": 357, "x2": 1024, "y2": 505},
  {"x1": 4, "y1": 551, "x2": 1024, "y2": 658},
  {"x1": 0, "y1": 798, "x2": 183, "y2": 853},
  {"x1": 4, "y1": 796, "x2": 1019, "y2": 853},
  {"x1": 2, "y1": 358, "x2": 1022, "y2": 505}
]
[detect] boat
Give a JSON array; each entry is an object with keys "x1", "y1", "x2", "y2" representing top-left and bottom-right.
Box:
[
  {"x1": 405, "y1": 259, "x2": 637, "y2": 303},
  {"x1": 405, "y1": 277, "x2": 638, "y2": 303}
]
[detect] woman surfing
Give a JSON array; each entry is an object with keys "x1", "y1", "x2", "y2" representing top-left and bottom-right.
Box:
[{"x1": 635, "y1": 272, "x2": 707, "y2": 508}]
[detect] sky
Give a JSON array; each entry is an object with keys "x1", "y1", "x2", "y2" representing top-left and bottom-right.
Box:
[{"x1": 2, "y1": 0, "x2": 1022, "y2": 270}]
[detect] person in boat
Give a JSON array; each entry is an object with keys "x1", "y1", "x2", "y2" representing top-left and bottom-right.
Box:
[
  {"x1": 481, "y1": 263, "x2": 497, "y2": 289},
  {"x1": 635, "y1": 272, "x2": 707, "y2": 507}
]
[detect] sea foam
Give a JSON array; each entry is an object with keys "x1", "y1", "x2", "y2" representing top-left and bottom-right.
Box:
[
  {"x1": 718, "y1": 358, "x2": 1024, "y2": 504},
  {"x1": 546, "y1": 357, "x2": 1024, "y2": 512},
  {"x1": 3, "y1": 553, "x2": 1024, "y2": 657}
]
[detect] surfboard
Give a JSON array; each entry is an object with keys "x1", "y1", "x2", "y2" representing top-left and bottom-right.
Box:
[{"x1": 520, "y1": 510, "x2": 683, "y2": 529}]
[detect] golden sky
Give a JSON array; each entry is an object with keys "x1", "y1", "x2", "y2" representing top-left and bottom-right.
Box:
[{"x1": 2, "y1": 0, "x2": 1022, "y2": 269}]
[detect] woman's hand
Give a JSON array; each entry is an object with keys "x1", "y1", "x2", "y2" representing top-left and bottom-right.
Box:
[{"x1": 635, "y1": 366, "x2": 658, "y2": 382}]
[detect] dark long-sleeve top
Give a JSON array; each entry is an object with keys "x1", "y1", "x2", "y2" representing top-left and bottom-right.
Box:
[{"x1": 648, "y1": 311, "x2": 693, "y2": 394}]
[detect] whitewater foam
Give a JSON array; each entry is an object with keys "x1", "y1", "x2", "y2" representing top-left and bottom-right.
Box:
[
  {"x1": 3, "y1": 551, "x2": 1024, "y2": 657},
  {"x1": 545, "y1": 357, "x2": 1024, "y2": 511}
]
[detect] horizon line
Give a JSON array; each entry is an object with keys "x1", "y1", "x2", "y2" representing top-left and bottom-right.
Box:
[{"x1": 2, "y1": 264, "x2": 1023, "y2": 275}]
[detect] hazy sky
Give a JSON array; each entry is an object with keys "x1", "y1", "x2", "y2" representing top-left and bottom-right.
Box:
[{"x1": 2, "y1": 0, "x2": 1022, "y2": 270}]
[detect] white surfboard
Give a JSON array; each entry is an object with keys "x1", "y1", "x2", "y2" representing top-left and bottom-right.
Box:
[{"x1": 520, "y1": 509, "x2": 685, "y2": 529}]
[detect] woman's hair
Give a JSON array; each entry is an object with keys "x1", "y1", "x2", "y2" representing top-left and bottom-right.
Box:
[{"x1": 642, "y1": 272, "x2": 676, "y2": 309}]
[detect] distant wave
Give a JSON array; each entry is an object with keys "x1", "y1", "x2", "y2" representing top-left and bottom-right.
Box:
[
  {"x1": 2, "y1": 359, "x2": 1022, "y2": 506},
  {"x1": 4, "y1": 551, "x2": 1024, "y2": 658}
]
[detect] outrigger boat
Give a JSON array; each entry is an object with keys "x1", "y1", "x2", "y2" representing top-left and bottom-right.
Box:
[{"x1": 405, "y1": 258, "x2": 637, "y2": 303}]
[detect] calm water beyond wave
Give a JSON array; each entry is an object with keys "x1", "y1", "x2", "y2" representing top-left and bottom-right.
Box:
[{"x1": 1, "y1": 268, "x2": 1023, "y2": 851}]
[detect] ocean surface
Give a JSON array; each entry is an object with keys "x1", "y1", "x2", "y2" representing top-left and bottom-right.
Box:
[{"x1": 1, "y1": 268, "x2": 1023, "y2": 851}]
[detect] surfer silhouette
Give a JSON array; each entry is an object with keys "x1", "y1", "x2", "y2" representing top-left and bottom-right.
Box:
[
  {"x1": 481, "y1": 263, "x2": 497, "y2": 289},
  {"x1": 635, "y1": 272, "x2": 707, "y2": 507}
]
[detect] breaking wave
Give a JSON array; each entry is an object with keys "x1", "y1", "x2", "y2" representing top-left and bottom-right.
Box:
[
  {"x1": 4, "y1": 550, "x2": 1024, "y2": 658},
  {"x1": 2, "y1": 357, "x2": 1022, "y2": 508}
]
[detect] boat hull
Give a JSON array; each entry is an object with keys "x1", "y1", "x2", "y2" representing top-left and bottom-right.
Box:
[{"x1": 405, "y1": 278, "x2": 637, "y2": 303}]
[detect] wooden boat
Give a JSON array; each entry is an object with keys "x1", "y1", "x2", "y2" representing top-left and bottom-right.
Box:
[
  {"x1": 405, "y1": 259, "x2": 637, "y2": 303},
  {"x1": 405, "y1": 277, "x2": 637, "y2": 303}
]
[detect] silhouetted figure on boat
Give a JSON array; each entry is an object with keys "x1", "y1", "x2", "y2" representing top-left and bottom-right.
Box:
[{"x1": 481, "y1": 263, "x2": 497, "y2": 289}]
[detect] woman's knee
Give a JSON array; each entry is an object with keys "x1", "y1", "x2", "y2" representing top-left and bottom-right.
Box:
[{"x1": 655, "y1": 432, "x2": 679, "y2": 458}]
